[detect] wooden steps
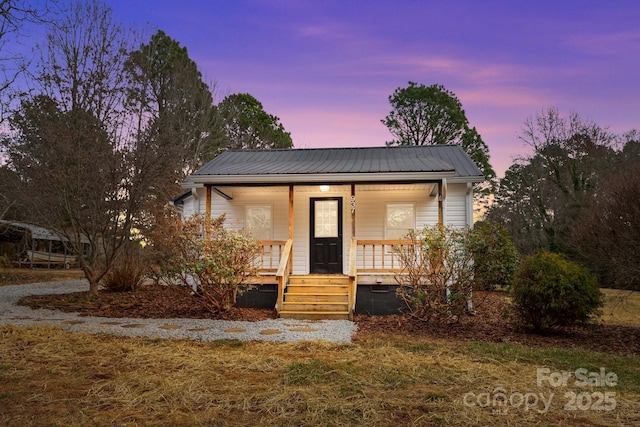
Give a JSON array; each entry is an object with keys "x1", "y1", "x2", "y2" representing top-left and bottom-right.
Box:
[{"x1": 279, "y1": 275, "x2": 351, "y2": 320}]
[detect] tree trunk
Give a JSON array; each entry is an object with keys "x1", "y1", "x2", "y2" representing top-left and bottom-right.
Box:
[
  {"x1": 88, "y1": 277, "x2": 100, "y2": 296},
  {"x1": 81, "y1": 265, "x2": 100, "y2": 296}
]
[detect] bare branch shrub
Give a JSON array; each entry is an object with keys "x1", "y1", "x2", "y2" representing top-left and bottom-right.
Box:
[
  {"x1": 152, "y1": 213, "x2": 260, "y2": 314},
  {"x1": 101, "y1": 242, "x2": 149, "y2": 292},
  {"x1": 395, "y1": 225, "x2": 474, "y2": 322}
]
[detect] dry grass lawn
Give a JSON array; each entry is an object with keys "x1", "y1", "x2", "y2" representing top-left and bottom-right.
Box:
[
  {"x1": 600, "y1": 288, "x2": 640, "y2": 327},
  {"x1": 1, "y1": 325, "x2": 639, "y2": 426},
  {"x1": 1, "y1": 270, "x2": 639, "y2": 426},
  {"x1": 0, "y1": 268, "x2": 85, "y2": 286}
]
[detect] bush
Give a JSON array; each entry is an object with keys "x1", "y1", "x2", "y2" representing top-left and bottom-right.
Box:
[
  {"x1": 511, "y1": 251, "x2": 602, "y2": 332},
  {"x1": 469, "y1": 221, "x2": 519, "y2": 290},
  {"x1": 395, "y1": 225, "x2": 474, "y2": 322},
  {"x1": 101, "y1": 244, "x2": 149, "y2": 292},
  {"x1": 157, "y1": 214, "x2": 261, "y2": 315}
]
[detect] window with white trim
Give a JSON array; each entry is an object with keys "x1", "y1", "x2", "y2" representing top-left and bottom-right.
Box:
[
  {"x1": 245, "y1": 206, "x2": 272, "y2": 240},
  {"x1": 386, "y1": 203, "x2": 415, "y2": 239}
]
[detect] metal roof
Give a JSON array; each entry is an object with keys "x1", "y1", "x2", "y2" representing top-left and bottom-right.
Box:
[
  {"x1": 189, "y1": 145, "x2": 484, "y2": 185},
  {"x1": 0, "y1": 220, "x2": 89, "y2": 243}
]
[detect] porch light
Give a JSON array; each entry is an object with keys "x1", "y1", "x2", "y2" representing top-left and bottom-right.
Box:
[{"x1": 319, "y1": 185, "x2": 330, "y2": 192}]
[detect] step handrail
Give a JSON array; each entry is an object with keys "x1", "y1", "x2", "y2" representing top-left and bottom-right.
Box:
[
  {"x1": 275, "y1": 239, "x2": 293, "y2": 313},
  {"x1": 348, "y1": 238, "x2": 358, "y2": 320}
]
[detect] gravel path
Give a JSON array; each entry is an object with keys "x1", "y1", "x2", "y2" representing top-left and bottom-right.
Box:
[{"x1": 0, "y1": 280, "x2": 357, "y2": 343}]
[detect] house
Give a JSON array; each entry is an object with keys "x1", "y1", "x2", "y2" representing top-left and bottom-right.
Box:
[{"x1": 177, "y1": 145, "x2": 484, "y2": 319}]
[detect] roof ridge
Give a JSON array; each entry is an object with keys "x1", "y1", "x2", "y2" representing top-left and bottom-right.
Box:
[{"x1": 223, "y1": 144, "x2": 462, "y2": 153}]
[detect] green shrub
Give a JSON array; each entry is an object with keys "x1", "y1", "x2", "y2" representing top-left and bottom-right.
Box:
[
  {"x1": 511, "y1": 251, "x2": 602, "y2": 332},
  {"x1": 469, "y1": 221, "x2": 519, "y2": 290}
]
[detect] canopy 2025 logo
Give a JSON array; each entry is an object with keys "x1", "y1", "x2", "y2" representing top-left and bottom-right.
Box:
[
  {"x1": 462, "y1": 367, "x2": 617, "y2": 414},
  {"x1": 537, "y1": 367, "x2": 617, "y2": 411}
]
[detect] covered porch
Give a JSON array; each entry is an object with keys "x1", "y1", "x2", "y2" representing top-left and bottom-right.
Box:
[
  {"x1": 204, "y1": 180, "x2": 450, "y2": 320},
  {"x1": 250, "y1": 237, "x2": 419, "y2": 320}
]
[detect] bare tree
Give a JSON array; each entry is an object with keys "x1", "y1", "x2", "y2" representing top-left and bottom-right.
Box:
[
  {"x1": 1, "y1": 1, "x2": 173, "y2": 294},
  {"x1": 569, "y1": 139, "x2": 640, "y2": 289},
  {"x1": 487, "y1": 109, "x2": 616, "y2": 254},
  {"x1": 0, "y1": 1, "x2": 56, "y2": 116}
]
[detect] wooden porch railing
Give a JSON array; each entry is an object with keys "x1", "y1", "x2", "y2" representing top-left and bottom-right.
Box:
[
  {"x1": 256, "y1": 239, "x2": 416, "y2": 277},
  {"x1": 275, "y1": 239, "x2": 293, "y2": 313},
  {"x1": 355, "y1": 239, "x2": 414, "y2": 273},
  {"x1": 255, "y1": 240, "x2": 287, "y2": 272}
]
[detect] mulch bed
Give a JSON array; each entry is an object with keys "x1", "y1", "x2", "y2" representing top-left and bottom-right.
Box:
[
  {"x1": 18, "y1": 285, "x2": 640, "y2": 356},
  {"x1": 355, "y1": 292, "x2": 640, "y2": 356},
  {"x1": 20, "y1": 284, "x2": 277, "y2": 321}
]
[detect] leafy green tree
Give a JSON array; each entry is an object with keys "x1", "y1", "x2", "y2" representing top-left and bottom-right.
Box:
[
  {"x1": 217, "y1": 93, "x2": 293, "y2": 150},
  {"x1": 125, "y1": 29, "x2": 222, "y2": 179},
  {"x1": 1, "y1": 1, "x2": 57, "y2": 215},
  {"x1": 382, "y1": 82, "x2": 496, "y2": 195},
  {"x1": 0, "y1": 165, "x2": 21, "y2": 219},
  {"x1": 486, "y1": 158, "x2": 559, "y2": 254}
]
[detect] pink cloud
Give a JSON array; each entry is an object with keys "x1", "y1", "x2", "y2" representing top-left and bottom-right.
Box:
[
  {"x1": 562, "y1": 31, "x2": 640, "y2": 56},
  {"x1": 458, "y1": 86, "x2": 554, "y2": 108}
]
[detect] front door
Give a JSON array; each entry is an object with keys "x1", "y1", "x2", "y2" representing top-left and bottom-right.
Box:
[{"x1": 310, "y1": 197, "x2": 343, "y2": 274}]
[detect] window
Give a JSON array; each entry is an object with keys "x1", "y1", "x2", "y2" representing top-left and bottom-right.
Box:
[
  {"x1": 245, "y1": 206, "x2": 272, "y2": 240},
  {"x1": 386, "y1": 203, "x2": 415, "y2": 239},
  {"x1": 314, "y1": 200, "x2": 339, "y2": 238}
]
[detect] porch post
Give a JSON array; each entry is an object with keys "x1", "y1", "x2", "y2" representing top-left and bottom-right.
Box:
[
  {"x1": 288, "y1": 185, "x2": 294, "y2": 273},
  {"x1": 438, "y1": 178, "x2": 447, "y2": 225},
  {"x1": 350, "y1": 184, "x2": 356, "y2": 238},
  {"x1": 288, "y1": 185, "x2": 294, "y2": 240},
  {"x1": 205, "y1": 185, "x2": 212, "y2": 218}
]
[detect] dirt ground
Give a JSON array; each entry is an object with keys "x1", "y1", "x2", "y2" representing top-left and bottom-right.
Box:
[{"x1": 18, "y1": 283, "x2": 640, "y2": 357}]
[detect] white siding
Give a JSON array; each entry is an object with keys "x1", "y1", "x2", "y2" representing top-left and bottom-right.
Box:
[
  {"x1": 186, "y1": 183, "x2": 472, "y2": 274},
  {"x1": 206, "y1": 188, "x2": 290, "y2": 237},
  {"x1": 445, "y1": 183, "x2": 470, "y2": 228},
  {"x1": 181, "y1": 195, "x2": 196, "y2": 218},
  {"x1": 354, "y1": 187, "x2": 438, "y2": 239}
]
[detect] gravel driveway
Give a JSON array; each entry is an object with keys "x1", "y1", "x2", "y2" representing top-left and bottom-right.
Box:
[{"x1": 0, "y1": 280, "x2": 357, "y2": 343}]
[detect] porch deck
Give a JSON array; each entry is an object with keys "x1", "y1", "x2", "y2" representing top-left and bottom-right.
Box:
[{"x1": 252, "y1": 239, "x2": 411, "y2": 320}]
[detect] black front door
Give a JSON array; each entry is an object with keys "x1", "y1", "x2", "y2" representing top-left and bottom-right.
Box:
[{"x1": 310, "y1": 197, "x2": 343, "y2": 274}]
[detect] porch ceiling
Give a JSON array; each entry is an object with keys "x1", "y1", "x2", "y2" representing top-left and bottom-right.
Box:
[{"x1": 213, "y1": 183, "x2": 437, "y2": 194}]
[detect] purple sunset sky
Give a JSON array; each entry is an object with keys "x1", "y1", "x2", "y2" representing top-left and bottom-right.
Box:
[{"x1": 110, "y1": 0, "x2": 640, "y2": 178}]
